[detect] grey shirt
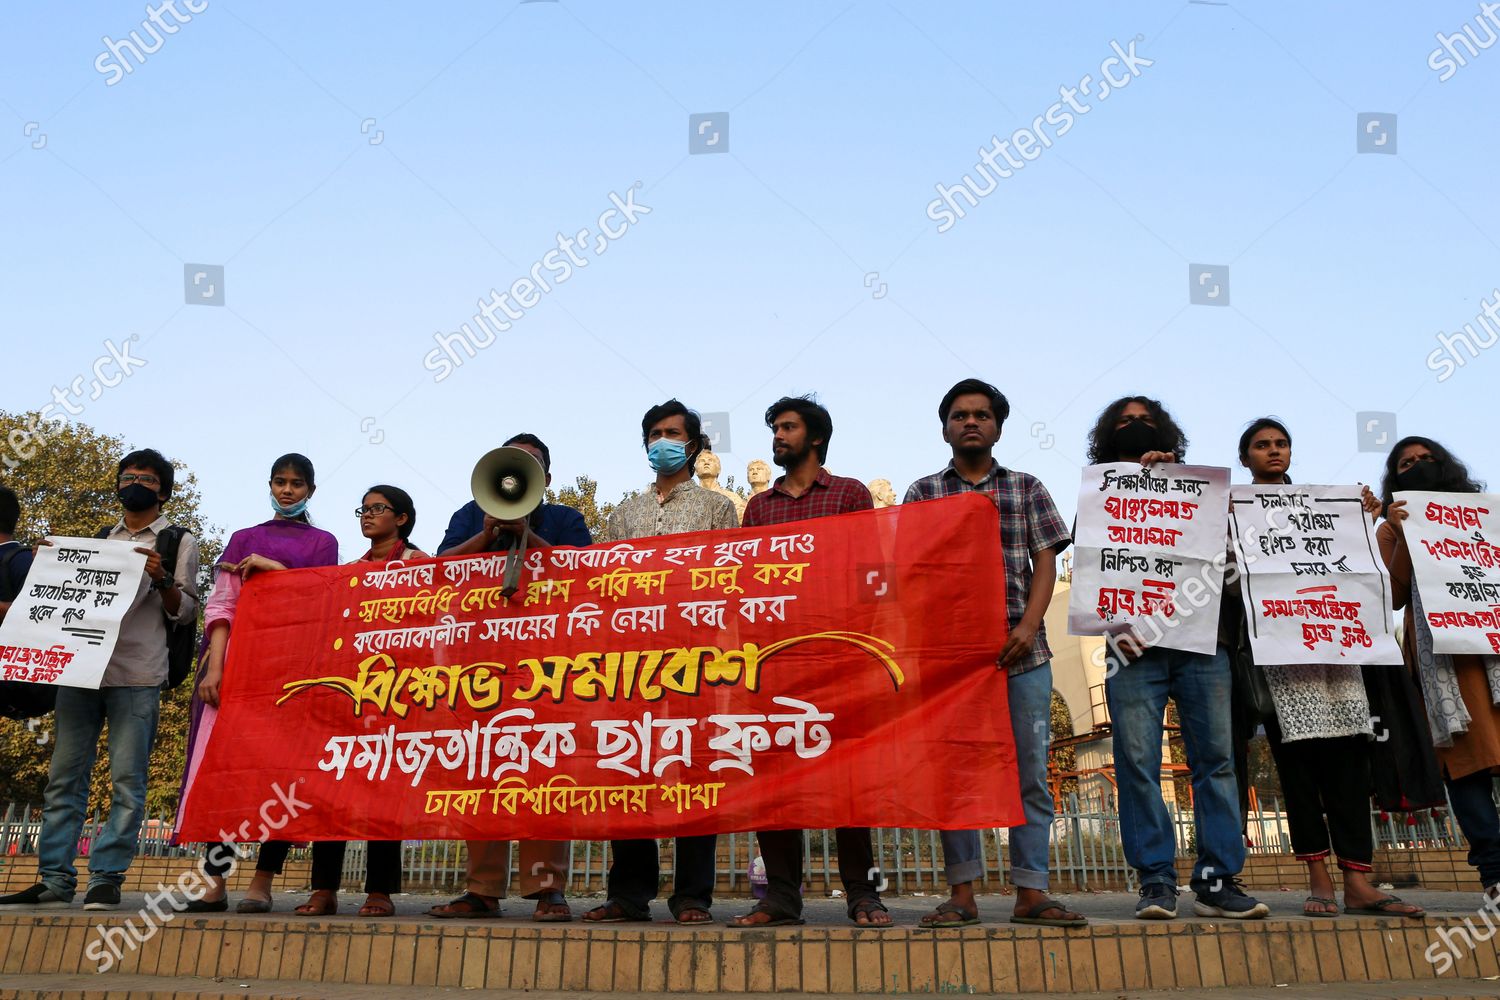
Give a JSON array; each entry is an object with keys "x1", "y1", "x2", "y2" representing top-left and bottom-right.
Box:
[
  {"x1": 101, "y1": 515, "x2": 200, "y2": 687},
  {"x1": 601, "y1": 481, "x2": 739, "y2": 542}
]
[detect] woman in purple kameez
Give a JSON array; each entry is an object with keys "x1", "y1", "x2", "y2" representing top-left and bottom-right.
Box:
[{"x1": 176, "y1": 453, "x2": 339, "y2": 913}]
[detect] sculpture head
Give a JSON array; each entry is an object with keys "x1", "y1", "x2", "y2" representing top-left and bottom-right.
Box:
[
  {"x1": 695, "y1": 450, "x2": 722, "y2": 481},
  {"x1": 868, "y1": 478, "x2": 896, "y2": 508},
  {"x1": 747, "y1": 459, "x2": 771, "y2": 490}
]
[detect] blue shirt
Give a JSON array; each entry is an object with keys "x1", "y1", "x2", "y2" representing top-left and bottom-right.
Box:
[{"x1": 436, "y1": 501, "x2": 592, "y2": 555}]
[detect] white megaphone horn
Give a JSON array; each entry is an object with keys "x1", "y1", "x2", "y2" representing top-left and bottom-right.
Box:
[{"x1": 469, "y1": 446, "x2": 547, "y2": 596}]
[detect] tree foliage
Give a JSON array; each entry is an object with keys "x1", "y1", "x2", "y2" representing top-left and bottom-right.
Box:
[
  {"x1": 544, "y1": 475, "x2": 638, "y2": 541},
  {"x1": 0, "y1": 411, "x2": 222, "y2": 814}
]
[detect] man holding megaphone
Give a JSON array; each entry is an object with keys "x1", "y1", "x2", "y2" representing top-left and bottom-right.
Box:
[{"x1": 429, "y1": 433, "x2": 591, "y2": 922}]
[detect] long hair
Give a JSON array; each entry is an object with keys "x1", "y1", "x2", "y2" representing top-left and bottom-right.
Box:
[
  {"x1": 1238, "y1": 416, "x2": 1292, "y2": 484},
  {"x1": 1086, "y1": 396, "x2": 1188, "y2": 464},
  {"x1": 1379, "y1": 436, "x2": 1485, "y2": 507},
  {"x1": 364, "y1": 485, "x2": 416, "y2": 541},
  {"x1": 270, "y1": 453, "x2": 316, "y2": 524}
]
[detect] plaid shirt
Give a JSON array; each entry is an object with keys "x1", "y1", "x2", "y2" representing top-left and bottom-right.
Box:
[
  {"x1": 742, "y1": 468, "x2": 873, "y2": 527},
  {"x1": 904, "y1": 460, "x2": 1071, "y2": 675}
]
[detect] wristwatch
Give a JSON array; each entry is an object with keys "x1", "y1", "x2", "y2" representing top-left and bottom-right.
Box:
[{"x1": 151, "y1": 573, "x2": 176, "y2": 593}]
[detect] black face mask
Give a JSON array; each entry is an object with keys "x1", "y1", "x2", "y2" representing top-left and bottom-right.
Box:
[
  {"x1": 118, "y1": 484, "x2": 159, "y2": 512},
  {"x1": 1395, "y1": 461, "x2": 1441, "y2": 492},
  {"x1": 1111, "y1": 420, "x2": 1160, "y2": 459}
]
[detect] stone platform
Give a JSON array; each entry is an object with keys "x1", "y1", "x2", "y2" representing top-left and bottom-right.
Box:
[{"x1": 1, "y1": 890, "x2": 1497, "y2": 995}]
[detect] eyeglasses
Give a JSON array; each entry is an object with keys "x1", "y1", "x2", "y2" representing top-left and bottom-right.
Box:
[
  {"x1": 355, "y1": 504, "x2": 394, "y2": 517},
  {"x1": 118, "y1": 474, "x2": 161, "y2": 487}
]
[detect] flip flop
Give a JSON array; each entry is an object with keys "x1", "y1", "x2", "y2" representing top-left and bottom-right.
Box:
[
  {"x1": 428, "y1": 892, "x2": 501, "y2": 919},
  {"x1": 849, "y1": 897, "x2": 893, "y2": 927},
  {"x1": 359, "y1": 894, "x2": 395, "y2": 918},
  {"x1": 918, "y1": 900, "x2": 980, "y2": 928},
  {"x1": 1302, "y1": 895, "x2": 1339, "y2": 918},
  {"x1": 531, "y1": 890, "x2": 573, "y2": 923},
  {"x1": 1011, "y1": 899, "x2": 1088, "y2": 927},
  {"x1": 728, "y1": 902, "x2": 804, "y2": 927},
  {"x1": 581, "y1": 900, "x2": 651, "y2": 923},
  {"x1": 293, "y1": 890, "x2": 337, "y2": 916},
  {"x1": 1343, "y1": 895, "x2": 1424, "y2": 918}
]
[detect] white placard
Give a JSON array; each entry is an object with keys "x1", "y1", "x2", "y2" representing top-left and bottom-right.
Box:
[
  {"x1": 1229, "y1": 485, "x2": 1403, "y2": 665},
  {"x1": 0, "y1": 537, "x2": 149, "y2": 689},
  {"x1": 1395, "y1": 490, "x2": 1500, "y2": 656},
  {"x1": 1068, "y1": 463, "x2": 1230, "y2": 655}
]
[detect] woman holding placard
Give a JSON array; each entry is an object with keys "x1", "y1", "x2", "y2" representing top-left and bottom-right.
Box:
[
  {"x1": 1235, "y1": 418, "x2": 1423, "y2": 918},
  {"x1": 1378, "y1": 436, "x2": 1500, "y2": 904}
]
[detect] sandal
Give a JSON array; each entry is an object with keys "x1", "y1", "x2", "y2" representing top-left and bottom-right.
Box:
[
  {"x1": 1302, "y1": 895, "x2": 1339, "y2": 918},
  {"x1": 919, "y1": 900, "x2": 980, "y2": 928},
  {"x1": 530, "y1": 890, "x2": 572, "y2": 923},
  {"x1": 293, "y1": 890, "x2": 337, "y2": 916},
  {"x1": 581, "y1": 899, "x2": 651, "y2": 923},
  {"x1": 1012, "y1": 899, "x2": 1088, "y2": 927},
  {"x1": 728, "y1": 902, "x2": 804, "y2": 927},
  {"x1": 235, "y1": 896, "x2": 272, "y2": 914},
  {"x1": 674, "y1": 906, "x2": 713, "y2": 925},
  {"x1": 849, "y1": 897, "x2": 892, "y2": 926},
  {"x1": 428, "y1": 892, "x2": 500, "y2": 919},
  {"x1": 1343, "y1": 894, "x2": 1425, "y2": 918},
  {"x1": 358, "y1": 893, "x2": 395, "y2": 917}
]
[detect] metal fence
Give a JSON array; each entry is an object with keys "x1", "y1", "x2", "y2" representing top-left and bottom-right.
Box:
[{"x1": 2, "y1": 784, "x2": 1487, "y2": 897}]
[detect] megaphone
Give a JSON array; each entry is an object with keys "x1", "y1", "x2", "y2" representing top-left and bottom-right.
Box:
[
  {"x1": 469, "y1": 446, "x2": 547, "y2": 597},
  {"x1": 471, "y1": 446, "x2": 546, "y2": 522}
]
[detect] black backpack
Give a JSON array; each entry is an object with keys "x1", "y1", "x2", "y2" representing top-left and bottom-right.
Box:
[
  {"x1": 0, "y1": 542, "x2": 59, "y2": 720},
  {"x1": 95, "y1": 524, "x2": 199, "y2": 690}
]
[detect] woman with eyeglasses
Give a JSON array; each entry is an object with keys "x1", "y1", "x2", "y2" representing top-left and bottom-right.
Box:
[
  {"x1": 292, "y1": 485, "x2": 425, "y2": 917},
  {"x1": 177, "y1": 453, "x2": 340, "y2": 913},
  {"x1": 1377, "y1": 437, "x2": 1500, "y2": 905}
]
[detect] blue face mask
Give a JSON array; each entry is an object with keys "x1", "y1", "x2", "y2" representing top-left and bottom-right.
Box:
[
  {"x1": 647, "y1": 438, "x2": 689, "y2": 474},
  {"x1": 270, "y1": 490, "x2": 310, "y2": 518}
]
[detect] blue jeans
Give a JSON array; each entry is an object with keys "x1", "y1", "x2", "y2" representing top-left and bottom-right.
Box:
[
  {"x1": 1444, "y1": 770, "x2": 1500, "y2": 888},
  {"x1": 1106, "y1": 644, "x2": 1243, "y2": 890},
  {"x1": 941, "y1": 662, "x2": 1054, "y2": 892},
  {"x1": 39, "y1": 686, "x2": 160, "y2": 898}
]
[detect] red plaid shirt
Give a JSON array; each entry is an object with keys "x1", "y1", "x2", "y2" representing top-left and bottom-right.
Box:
[{"x1": 742, "y1": 468, "x2": 873, "y2": 527}]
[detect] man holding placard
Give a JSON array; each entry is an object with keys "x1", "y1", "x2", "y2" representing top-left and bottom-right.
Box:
[
  {"x1": 1070, "y1": 396, "x2": 1268, "y2": 920},
  {"x1": 0, "y1": 449, "x2": 199, "y2": 912}
]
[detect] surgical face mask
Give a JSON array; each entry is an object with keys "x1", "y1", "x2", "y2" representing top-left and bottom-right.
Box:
[
  {"x1": 271, "y1": 490, "x2": 310, "y2": 518},
  {"x1": 647, "y1": 438, "x2": 689, "y2": 474},
  {"x1": 1395, "y1": 460, "x2": 1441, "y2": 492},
  {"x1": 1111, "y1": 420, "x2": 1160, "y2": 459},
  {"x1": 117, "y1": 484, "x2": 159, "y2": 512}
]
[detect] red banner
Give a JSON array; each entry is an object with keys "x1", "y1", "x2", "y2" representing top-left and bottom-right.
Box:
[{"x1": 177, "y1": 493, "x2": 1019, "y2": 841}]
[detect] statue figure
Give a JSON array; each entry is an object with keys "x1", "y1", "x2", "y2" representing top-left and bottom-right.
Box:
[
  {"x1": 746, "y1": 459, "x2": 772, "y2": 497},
  {"x1": 868, "y1": 478, "x2": 898, "y2": 509},
  {"x1": 695, "y1": 450, "x2": 746, "y2": 523}
]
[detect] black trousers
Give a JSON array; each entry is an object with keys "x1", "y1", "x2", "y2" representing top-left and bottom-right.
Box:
[
  {"x1": 606, "y1": 835, "x2": 716, "y2": 918},
  {"x1": 1264, "y1": 719, "x2": 1374, "y2": 868},
  {"x1": 204, "y1": 839, "x2": 290, "y2": 879},
  {"x1": 310, "y1": 840, "x2": 402, "y2": 894},
  {"x1": 758, "y1": 827, "x2": 878, "y2": 918}
]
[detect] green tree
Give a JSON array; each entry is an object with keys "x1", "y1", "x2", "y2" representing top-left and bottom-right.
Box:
[
  {"x1": 1048, "y1": 690, "x2": 1078, "y2": 797},
  {"x1": 544, "y1": 476, "x2": 639, "y2": 540},
  {"x1": 0, "y1": 411, "x2": 222, "y2": 813}
]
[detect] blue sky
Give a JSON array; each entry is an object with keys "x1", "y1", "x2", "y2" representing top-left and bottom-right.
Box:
[{"x1": 2, "y1": 1, "x2": 1496, "y2": 555}]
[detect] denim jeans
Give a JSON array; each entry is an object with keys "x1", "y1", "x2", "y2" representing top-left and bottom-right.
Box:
[
  {"x1": 39, "y1": 686, "x2": 160, "y2": 898},
  {"x1": 1106, "y1": 644, "x2": 1243, "y2": 890},
  {"x1": 941, "y1": 662, "x2": 1055, "y2": 892},
  {"x1": 1444, "y1": 770, "x2": 1500, "y2": 888}
]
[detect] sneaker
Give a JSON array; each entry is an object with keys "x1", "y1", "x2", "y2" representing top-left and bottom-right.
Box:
[
  {"x1": 83, "y1": 884, "x2": 121, "y2": 911},
  {"x1": 1193, "y1": 878, "x2": 1270, "y2": 919},
  {"x1": 0, "y1": 883, "x2": 72, "y2": 908},
  {"x1": 1135, "y1": 883, "x2": 1177, "y2": 919}
]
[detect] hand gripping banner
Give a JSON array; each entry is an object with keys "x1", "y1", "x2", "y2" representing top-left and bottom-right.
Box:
[{"x1": 177, "y1": 493, "x2": 1020, "y2": 840}]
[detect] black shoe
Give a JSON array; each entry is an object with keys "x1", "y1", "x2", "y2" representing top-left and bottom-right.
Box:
[
  {"x1": 1192, "y1": 877, "x2": 1269, "y2": 919},
  {"x1": 0, "y1": 883, "x2": 71, "y2": 907},
  {"x1": 1134, "y1": 882, "x2": 1177, "y2": 920},
  {"x1": 175, "y1": 895, "x2": 229, "y2": 913},
  {"x1": 83, "y1": 884, "x2": 121, "y2": 911}
]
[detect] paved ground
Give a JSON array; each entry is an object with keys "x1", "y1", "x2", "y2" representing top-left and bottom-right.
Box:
[{"x1": 5, "y1": 886, "x2": 1490, "y2": 926}]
